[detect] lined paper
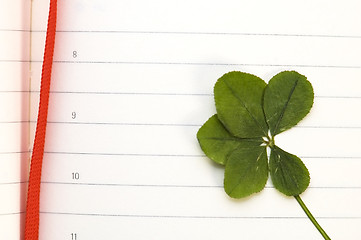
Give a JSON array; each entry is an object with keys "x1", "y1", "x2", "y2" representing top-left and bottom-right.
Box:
[
  {"x1": 0, "y1": 0, "x2": 32, "y2": 239},
  {"x1": 29, "y1": 0, "x2": 361, "y2": 239}
]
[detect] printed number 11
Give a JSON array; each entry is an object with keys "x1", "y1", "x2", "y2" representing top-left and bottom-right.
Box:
[{"x1": 71, "y1": 233, "x2": 77, "y2": 240}]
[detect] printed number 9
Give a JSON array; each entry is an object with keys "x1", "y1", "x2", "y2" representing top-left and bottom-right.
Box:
[{"x1": 72, "y1": 112, "x2": 76, "y2": 119}]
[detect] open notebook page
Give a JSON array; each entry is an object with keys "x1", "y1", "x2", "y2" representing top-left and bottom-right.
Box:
[
  {"x1": 30, "y1": 0, "x2": 361, "y2": 239},
  {"x1": 0, "y1": 0, "x2": 31, "y2": 239}
]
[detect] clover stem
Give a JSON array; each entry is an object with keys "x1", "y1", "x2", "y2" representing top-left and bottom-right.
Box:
[{"x1": 294, "y1": 195, "x2": 331, "y2": 240}]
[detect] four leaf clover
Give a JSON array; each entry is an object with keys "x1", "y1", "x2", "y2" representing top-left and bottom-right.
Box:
[{"x1": 197, "y1": 71, "x2": 331, "y2": 239}]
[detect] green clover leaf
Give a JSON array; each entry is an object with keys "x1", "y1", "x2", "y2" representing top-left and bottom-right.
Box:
[
  {"x1": 224, "y1": 144, "x2": 268, "y2": 198},
  {"x1": 263, "y1": 71, "x2": 314, "y2": 136},
  {"x1": 214, "y1": 71, "x2": 268, "y2": 138},
  {"x1": 197, "y1": 114, "x2": 263, "y2": 165},
  {"x1": 197, "y1": 70, "x2": 331, "y2": 240},
  {"x1": 269, "y1": 146, "x2": 310, "y2": 196}
]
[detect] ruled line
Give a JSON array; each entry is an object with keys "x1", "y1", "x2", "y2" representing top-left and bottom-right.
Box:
[
  {"x1": 40, "y1": 181, "x2": 361, "y2": 190},
  {"x1": 1, "y1": 180, "x2": 360, "y2": 190},
  {"x1": 0, "y1": 60, "x2": 34, "y2": 63},
  {"x1": 48, "y1": 91, "x2": 213, "y2": 96},
  {"x1": 0, "y1": 211, "x2": 25, "y2": 216},
  {"x1": 3, "y1": 121, "x2": 361, "y2": 131},
  {"x1": 1, "y1": 59, "x2": 361, "y2": 69},
  {"x1": 45, "y1": 121, "x2": 201, "y2": 127},
  {"x1": 1, "y1": 89, "x2": 361, "y2": 99},
  {"x1": 1, "y1": 28, "x2": 361, "y2": 39},
  {"x1": 40, "y1": 211, "x2": 361, "y2": 219},
  {"x1": 0, "y1": 181, "x2": 27, "y2": 185},
  {"x1": 0, "y1": 121, "x2": 31, "y2": 124},
  {"x1": 3, "y1": 120, "x2": 360, "y2": 131},
  {"x1": 40, "y1": 181, "x2": 222, "y2": 188},
  {"x1": 43, "y1": 151, "x2": 206, "y2": 158},
  {"x1": 0, "y1": 151, "x2": 30, "y2": 155},
  {"x1": 0, "y1": 90, "x2": 213, "y2": 96},
  {"x1": 55, "y1": 60, "x2": 361, "y2": 69},
  {"x1": 42, "y1": 151, "x2": 361, "y2": 159},
  {"x1": 42, "y1": 122, "x2": 361, "y2": 130}
]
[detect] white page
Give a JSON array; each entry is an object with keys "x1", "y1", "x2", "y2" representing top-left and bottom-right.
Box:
[
  {"x1": 29, "y1": 0, "x2": 361, "y2": 239},
  {"x1": 0, "y1": 0, "x2": 32, "y2": 239}
]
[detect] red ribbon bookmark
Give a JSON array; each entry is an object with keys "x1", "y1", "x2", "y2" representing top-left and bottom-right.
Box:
[{"x1": 25, "y1": 0, "x2": 58, "y2": 239}]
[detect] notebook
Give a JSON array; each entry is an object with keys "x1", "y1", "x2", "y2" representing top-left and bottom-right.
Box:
[{"x1": 1, "y1": 0, "x2": 361, "y2": 239}]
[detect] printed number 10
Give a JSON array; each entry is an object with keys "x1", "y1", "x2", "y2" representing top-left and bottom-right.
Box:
[{"x1": 72, "y1": 172, "x2": 80, "y2": 180}]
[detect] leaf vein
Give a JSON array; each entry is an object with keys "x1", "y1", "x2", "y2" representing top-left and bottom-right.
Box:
[
  {"x1": 199, "y1": 137, "x2": 262, "y2": 142},
  {"x1": 272, "y1": 78, "x2": 299, "y2": 135},
  {"x1": 277, "y1": 150, "x2": 300, "y2": 192}
]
